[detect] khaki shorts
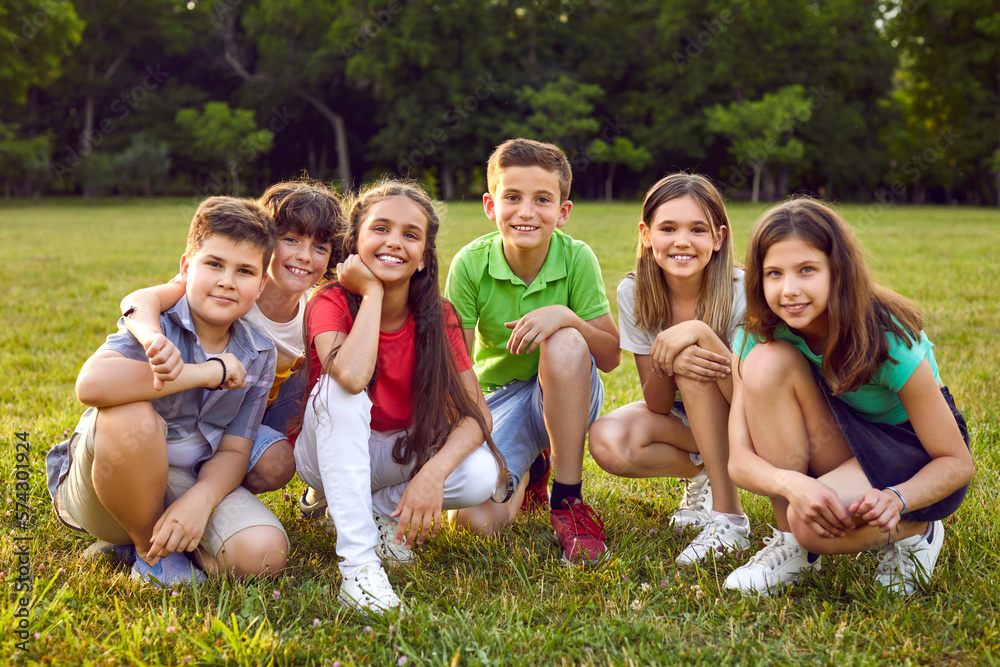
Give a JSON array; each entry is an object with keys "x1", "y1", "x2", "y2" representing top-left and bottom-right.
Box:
[{"x1": 55, "y1": 407, "x2": 289, "y2": 557}]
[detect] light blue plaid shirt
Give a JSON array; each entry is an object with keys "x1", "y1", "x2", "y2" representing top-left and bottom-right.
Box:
[{"x1": 46, "y1": 295, "x2": 276, "y2": 500}]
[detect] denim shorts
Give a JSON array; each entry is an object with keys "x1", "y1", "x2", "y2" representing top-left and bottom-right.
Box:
[
  {"x1": 814, "y1": 368, "x2": 971, "y2": 522},
  {"x1": 248, "y1": 367, "x2": 307, "y2": 470},
  {"x1": 485, "y1": 357, "x2": 603, "y2": 486}
]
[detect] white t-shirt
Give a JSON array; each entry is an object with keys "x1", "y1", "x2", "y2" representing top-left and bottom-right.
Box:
[
  {"x1": 243, "y1": 294, "x2": 308, "y2": 376},
  {"x1": 617, "y1": 268, "x2": 747, "y2": 355}
]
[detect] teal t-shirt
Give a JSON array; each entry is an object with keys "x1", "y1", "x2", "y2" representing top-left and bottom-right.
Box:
[
  {"x1": 732, "y1": 324, "x2": 941, "y2": 424},
  {"x1": 444, "y1": 229, "x2": 611, "y2": 391}
]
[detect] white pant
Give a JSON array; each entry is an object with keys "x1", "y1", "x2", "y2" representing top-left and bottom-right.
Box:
[{"x1": 294, "y1": 376, "x2": 499, "y2": 575}]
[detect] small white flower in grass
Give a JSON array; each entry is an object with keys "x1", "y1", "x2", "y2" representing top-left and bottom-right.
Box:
[
  {"x1": 273, "y1": 590, "x2": 281, "y2": 600},
  {"x1": 166, "y1": 626, "x2": 176, "y2": 633},
  {"x1": 171, "y1": 591, "x2": 180, "y2": 597},
  {"x1": 364, "y1": 626, "x2": 372, "y2": 633},
  {"x1": 640, "y1": 583, "x2": 651, "y2": 592},
  {"x1": 313, "y1": 618, "x2": 320, "y2": 627},
  {"x1": 398, "y1": 657, "x2": 408, "y2": 666},
  {"x1": 33, "y1": 633, "x2": 41, "y2": 640},
  {"x1": 631, "y1": 599, "x2": 642, "y2": 611},
  {"x1": 585, "y1": 647, "x2": 593, "y2": 653}
]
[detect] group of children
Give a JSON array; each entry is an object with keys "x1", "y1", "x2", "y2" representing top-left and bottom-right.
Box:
[{"x1": 47, "y1": 138, "x2": 974, "y2": 614}]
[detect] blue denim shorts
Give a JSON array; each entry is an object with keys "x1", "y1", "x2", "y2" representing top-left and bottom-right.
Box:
[
  {"x1": 484, "y1": 357, "x2": 603, "y2": 486},
  {"x1": 814, "y1": 368, "x2": 971, "y2": 522},
  {"x1": 248, "y1": 367, "x2": 307, "y2": 470}
]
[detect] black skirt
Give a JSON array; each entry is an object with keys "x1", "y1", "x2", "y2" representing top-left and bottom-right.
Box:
[{"x1": 813, "y1": 367, "x2": 971, "y2": 522}]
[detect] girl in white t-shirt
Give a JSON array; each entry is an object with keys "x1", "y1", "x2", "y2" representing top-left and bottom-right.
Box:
[
  {"x1": 119, "y1": 180, "x2": 345, "y2": 494},
  {"x1": 589, "y1": 173, "x2": 749, "y2": 565}
]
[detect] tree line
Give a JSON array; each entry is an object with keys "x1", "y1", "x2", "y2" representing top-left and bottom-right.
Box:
[{"x1": 2, "y1": 0, "x2": 997, "y2": 205}]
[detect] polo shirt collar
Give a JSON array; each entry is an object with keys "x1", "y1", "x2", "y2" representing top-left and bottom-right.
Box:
[
  {"x1": 165, "y1": 296, "x2": 269, "y2": 360},
  {"x1": 486, "y1": 230, "x2": 568, "y2": 291}
]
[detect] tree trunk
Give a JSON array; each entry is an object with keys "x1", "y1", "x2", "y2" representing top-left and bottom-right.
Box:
[
  {"x1": 751, "y1": 164, "x2": 762, "y2": 203},
  {"x1": 761, "y1": 165, "x2": 776, "y2": 201},
  {"x1": 292, "y1": 84, "x2": 352, "y2": 188},
  {"x1": 604, "y1": 163, "x2": 617, "y2": 202},
  {"x1": 441, "y1": 162, "x2": 455, "y2": 201}
]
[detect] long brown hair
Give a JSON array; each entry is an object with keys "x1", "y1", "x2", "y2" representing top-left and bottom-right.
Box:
[
  {"x1": 631, "y1": 173, "x2": 737, "y2": 346},
  {"x1": 313, "y1": 180, "x2": 506, "y2": 480},
  {"x1": 743, "y1": 197, "x2": 923, "y2": 394}
]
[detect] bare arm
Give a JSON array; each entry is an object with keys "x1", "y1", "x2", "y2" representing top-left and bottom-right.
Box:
[
  {"x1": 147, "y1": 434, "x2": 251, "y2": 559},
  {"x1": 505, "y1": 305, "x2": 620, "y2": 372},
  {"x1": 119, "y1": 282, "x2": 187, "y2": 390},
  {"x1": 313, "y1": 256, "x2": 384, "y2": 394},
  {"x1": 634, "y1": 352, "x2": 677, "y2": 415},
  {"x1": 75, "y1": 349, "x2": 239, "y2": 407}
]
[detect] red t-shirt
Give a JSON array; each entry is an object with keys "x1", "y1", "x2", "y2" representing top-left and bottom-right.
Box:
[{"x1": 305, "y1": 286, "x2": 472, "y2": 432}]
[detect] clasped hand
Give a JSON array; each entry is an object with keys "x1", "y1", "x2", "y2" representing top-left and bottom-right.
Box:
[
  {"x1": 390, "y1": 469, "x2": 445, "y2": 549},
  {"x1": 505, "y1": 305, "x2": 569, "y2": 355},
  {"x1": 649, "y1": 321, "x2": 729, "y2": 379}
]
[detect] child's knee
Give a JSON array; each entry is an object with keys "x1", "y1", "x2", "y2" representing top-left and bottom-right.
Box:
[
  {"x1": 742, "y1": 341, "x2": 809, "y2": 395},
  {"x1": 539, "y1": 327, "x2": 589, "y2": 369},
  {"x1": 94, "y1": 402, "x2": 165, "y2": 454},
  {"x1": 245, "y1": 441, "x2": 295, "y2": 494},
  {"x1": 219, "y1": 527, "x2": 288, "y2": 576},
  {"x1": 588, "y1": 418, "x2": 623, "y2": 473}
]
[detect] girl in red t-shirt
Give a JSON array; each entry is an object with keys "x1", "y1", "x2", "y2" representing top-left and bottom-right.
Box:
[{"x1": 293, "y1": 180, "x2": 507, "y2": 614}]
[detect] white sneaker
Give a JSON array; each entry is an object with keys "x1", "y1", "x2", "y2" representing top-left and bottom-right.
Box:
[
  {"x1": 338, "y1": 564, "x2": 400, "y2": 614},
  {"x1": 724, "y1": 527, "x2": 821, "y2": 595},
  {"x1": 676, "y1": 513, "x2": 752, "y2": 566},
  {"x1": 875, "y1": 520, "x2": 944, "y2": 595},
  {"x1": 669, "y1": 469, "x2": 712, "y2": 528},
  {"x1": 373, "y1": 513, "x2": 414, "y2": 564}
]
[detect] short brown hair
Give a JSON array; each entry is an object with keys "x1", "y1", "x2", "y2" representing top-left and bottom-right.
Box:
[
  {"x1": 487, "y1": 138, "x2": 572, "y2": 202},
  {"x1": 186, "y1": 196, "x2": 274, "y2": 271},
  {"x1": 259, "y1": 180, "x2": 346, "y2": 281}
]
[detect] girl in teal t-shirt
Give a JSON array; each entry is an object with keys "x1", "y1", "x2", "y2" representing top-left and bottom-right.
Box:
[{"x1": 725, "y1": 198, "x2": 973, "y2": 597}]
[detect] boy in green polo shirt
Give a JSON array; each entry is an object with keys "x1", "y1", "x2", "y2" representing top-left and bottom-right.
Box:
[{"x1": 444, "y1": 138, "x2": 620, "y2": 563}]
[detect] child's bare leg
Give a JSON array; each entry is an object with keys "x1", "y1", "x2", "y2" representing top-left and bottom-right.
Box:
[
  {"x1": 90, "y1": 402, "x2": 167, "y2": 562},
  {"x1": 787, "y1": 458, "x2": 928, "y2": 554},
  {"x1": 674, "y1": 375, "x2": 740, "y2": 514},
  {"x1": 538, "y1": 328, "x2": 591, "y2": 487},
  {"x1": 242, "y1": 440, "x2": 295, "y2": 494},
  {"x1": 589, "y1": 402, "x2": 699, "y2": 478},
  {"x1": 741, "y1": 341, "x2": 854, "y2": 531},
  {"x1": 450, "y1": 474, "x2": 530, "y2": 535},
  {"x1": 195, "y1": 526, "x2": 288, "y2": 577}
]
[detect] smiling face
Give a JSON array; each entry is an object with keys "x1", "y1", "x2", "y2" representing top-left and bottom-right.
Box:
[
  {"x1": 485, "y1": 165, "x2": 572, "y2": 258},
  {"x1": 640, "y1": 195, "x2": 725, "y2": 283},
  {"x1": 181, "y1": 234, "x2": 267, "y2": 334},
  {"x1": 762, "y1": 236, "x2": 831, "y2": 349},
  {"x1": 267, "y1": 231, "x2": 332, "y2": 297},
  {"x1": 355, "y1": 195, "x2": 429, "y2": 287}
]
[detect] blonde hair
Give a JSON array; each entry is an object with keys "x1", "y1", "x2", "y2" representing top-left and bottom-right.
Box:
[{"x1": 631, "y1": 173, "x2": 736, "y2": 346}]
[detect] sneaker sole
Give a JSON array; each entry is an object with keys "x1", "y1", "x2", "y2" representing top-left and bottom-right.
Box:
[{"x1": 299, "y1": 489, "x2": 328, "y2": 520}]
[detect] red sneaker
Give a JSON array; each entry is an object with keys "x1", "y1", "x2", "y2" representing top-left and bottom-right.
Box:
[
  {"x1": 520, "y1": 448, "x2": 551, "y2": 512},
  {"x1": 550, "y1": 498, "x2": 607, "y2": 564}
]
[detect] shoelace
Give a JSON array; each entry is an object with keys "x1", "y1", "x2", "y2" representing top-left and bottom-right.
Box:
[
  {"x1": 556, "y1": 501, "x2": 606, "y2": 540},
  {"x1": 748, "y1": 529, "x2": 799, "y2": 569},
  {"x1": 679, "y1": 474, "x2": 710, "y2": 511},
  {"x1": 689, "y1": 517, "x2": 730, "y2": 549},
  {"x1": 875, "y1": 542, "x2": 914, "y2": 578},
  {"x1": 355, "y1": 565, "x2": 396, "y2": 598}
]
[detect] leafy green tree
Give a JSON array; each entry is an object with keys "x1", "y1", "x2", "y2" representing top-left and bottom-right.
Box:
[
  {"x1": 176, "y1": 101, "x2": 273, "y2": 196},
  {"x1": 0, "y1": 122, "x2": 53, "y2": 196},
  {"x1": 113, "y1": 133, "x2": 170, "y2": 196},
  {"x1": 588, "y1": 137, "x2": 652, "y2": 201},
  {"x1": 885, "y1": 0, "x2": 1000, "y2": 205},
  {"x1": 705, "y1": 85, "x2": 813, "y2": 203},
  {"x1": 0, "y1": 0, "x2": 83, "y2": 107}
]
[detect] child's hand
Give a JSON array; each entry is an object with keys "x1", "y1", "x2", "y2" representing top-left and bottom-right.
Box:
[
  {"x1": 504, "y1": 305, "x2": 570, "y2": 355},
  {"x1": 649, "y1": 322, "x2": 704, "y2": 377},
  {"x1": 148, "y1": 488, "x2": 213, "y2": 561},
  {"x1": 391, "y1": 472, "x2": 445, "y2": 549},
  {"x1": 337, "y1": 254, "x2": 383, "y2": 298},
  {"x1": 849, "y1": 489, "x2": 902, "y2": 533},
  {"x1": 785, "y1": 474, "x2": 856, "y2": 538},
  {"x1": 670, "y1": 344, "x2": 731, "y2": 381},
  {"x1": 208, "y1": 353, "x2": 247, "y2": 390},
  {"x1": 144, "y1": 334, "x2": 183, "y2": 391}
]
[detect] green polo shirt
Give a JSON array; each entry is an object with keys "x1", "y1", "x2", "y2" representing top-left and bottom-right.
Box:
[{"x1": 444, "y1": 230, "x2": 611, "y2": 391}]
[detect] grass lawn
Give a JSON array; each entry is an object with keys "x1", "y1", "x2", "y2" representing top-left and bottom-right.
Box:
[{"x1": 1, "y1": 197, "x2": 998, "y2": 665}]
